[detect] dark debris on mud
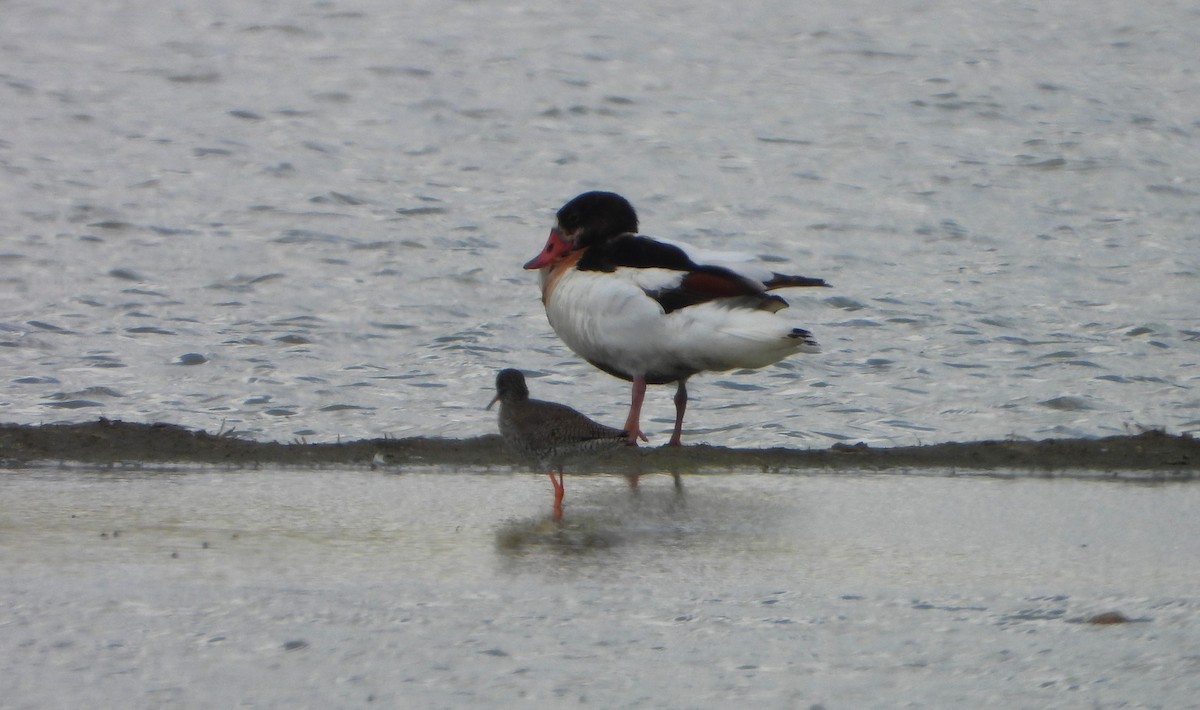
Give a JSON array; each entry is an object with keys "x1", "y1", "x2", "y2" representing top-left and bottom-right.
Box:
[{"x1": 1, "y1": 419, "x2": 1197, "y2": 479}]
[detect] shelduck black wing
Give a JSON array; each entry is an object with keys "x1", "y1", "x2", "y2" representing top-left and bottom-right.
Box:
[{"x1": 576, "y1": 234, "x2": 791, "y2": 313}]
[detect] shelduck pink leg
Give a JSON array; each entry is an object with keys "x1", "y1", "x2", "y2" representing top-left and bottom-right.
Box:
[
  {"x1": 623, "y1": 375, "x2": 650, "y2": 445},
  {"x1": 668, "y1": 379, "x2": 688, "y2": 447}
]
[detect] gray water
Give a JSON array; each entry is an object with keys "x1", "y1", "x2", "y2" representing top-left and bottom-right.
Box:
[
  {"x1": 3, "y1": 467, "x2": 1199, "y2": 708},
  {"x1": 2, "y1": 0, "x2": 1197, "y2": 448}
]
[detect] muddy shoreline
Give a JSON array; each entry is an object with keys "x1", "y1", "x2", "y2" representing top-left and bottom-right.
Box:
[{"x1": 1, "y1": 419, "x2": 1196, "y2": 479}]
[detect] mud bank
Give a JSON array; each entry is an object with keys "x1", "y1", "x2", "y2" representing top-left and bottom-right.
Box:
[{"x1": 1, "y1": 419, "x2": 1196, "y2": 478}]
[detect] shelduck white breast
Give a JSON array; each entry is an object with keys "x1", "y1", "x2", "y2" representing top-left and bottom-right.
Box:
[{"x1": 524, "y1": 191, "x2": 829, "y2": 446}]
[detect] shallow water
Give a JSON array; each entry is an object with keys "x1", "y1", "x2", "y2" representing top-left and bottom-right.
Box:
[
  {"x1": 2, "y1": 1, "x2": 1199, "y2": 449},
  {"x1": 3, "y1": 466, "x2": 1199, "y2": 707}
]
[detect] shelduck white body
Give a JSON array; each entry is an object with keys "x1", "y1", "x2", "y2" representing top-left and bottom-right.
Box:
[{"x1": 525, "y1": 191, "x2": 828, "y2": 446}]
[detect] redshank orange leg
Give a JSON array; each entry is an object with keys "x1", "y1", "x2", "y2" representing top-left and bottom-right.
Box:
[{"x1": 548, "y1": 471, "x2": 565, "y2": 520}]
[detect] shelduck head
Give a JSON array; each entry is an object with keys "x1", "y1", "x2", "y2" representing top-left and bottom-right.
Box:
[{"x1": 523, "y1": 191, "x2": 638, "y2": 270}]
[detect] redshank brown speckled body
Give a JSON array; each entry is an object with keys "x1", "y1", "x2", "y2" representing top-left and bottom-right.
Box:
[{"x1": 488, "y1": 368, "x2": 627, "y2": 520}]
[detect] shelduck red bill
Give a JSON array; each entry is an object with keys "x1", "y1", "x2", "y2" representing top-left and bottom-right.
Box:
[{"x1": 523, "y1": 228, "x2": 573, "y2": 270}]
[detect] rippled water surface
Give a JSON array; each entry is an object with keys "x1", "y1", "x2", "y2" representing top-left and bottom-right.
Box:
[{"x1": 2, "y1": 1, "x2": 1198, "y2": 446}]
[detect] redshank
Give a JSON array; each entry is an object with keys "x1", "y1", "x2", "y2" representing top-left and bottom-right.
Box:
[
  {"x1": 488, "y1": 368, "x2": 627, "y2": 520},
  {"x1": 524, "y1": 191, "x2": 829, "y2": 446}
]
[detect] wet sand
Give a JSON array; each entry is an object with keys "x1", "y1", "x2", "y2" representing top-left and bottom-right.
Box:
[
  {"x1": 4, "y1": 466, "x2": 1199, "y2": 707},
  {"x1": 5, "y1": 421, "x2": 1199, "y2": 706},
  {"x1": 1, "y1": 419, "x2": 1197, "y2": 478}
]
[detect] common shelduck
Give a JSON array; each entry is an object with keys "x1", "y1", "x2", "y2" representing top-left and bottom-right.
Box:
[{"x1": 523, "y1": 191, "x2": 828, "y2": 446}]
